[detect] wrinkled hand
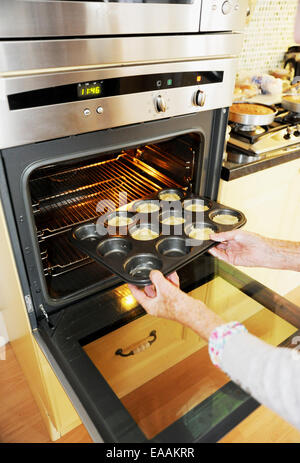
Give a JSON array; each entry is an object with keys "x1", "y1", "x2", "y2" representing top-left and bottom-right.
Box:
[
  {"x1": 128, "y1": 270, "x2": 224, "y2": 341},
  {"x1": 143, "y1": 271, "x2": 180, "y2": 298},
  {"x1": 208, "y1": 229, "x2": 277, "y2": 268},
  {"x1": 128, "y1": 271, "x2": 192, "y2": 325}
]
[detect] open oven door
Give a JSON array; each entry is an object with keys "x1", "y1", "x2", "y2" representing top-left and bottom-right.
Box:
[{"x1": 34, "y1": 254, "x2": 300, "y2": 443}]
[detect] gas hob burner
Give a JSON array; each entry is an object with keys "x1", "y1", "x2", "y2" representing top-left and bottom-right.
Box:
[
  {"x1": 233, "y1": 123, "x2": 266, "y2": 134},
  {"x1": 281, "y1": 111, "x2": 300, "y2": 124}
]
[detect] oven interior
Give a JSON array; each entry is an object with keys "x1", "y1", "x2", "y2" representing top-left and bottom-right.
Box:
[{"x1": 28, "y1": 133, "x2": 201, "y2": 302}]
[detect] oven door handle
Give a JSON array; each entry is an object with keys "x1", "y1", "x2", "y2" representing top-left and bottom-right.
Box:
[{"x1": 115, "y1": 330, "x2": 157, "y2": 357}]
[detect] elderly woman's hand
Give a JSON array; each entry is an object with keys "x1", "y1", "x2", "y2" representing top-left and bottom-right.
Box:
[
  {"x1": 208, "y1": 229, "x2": 288, "y2": 269},
  {"x1": 128, "y1": 270, "x2": 224, "y2": 341}
]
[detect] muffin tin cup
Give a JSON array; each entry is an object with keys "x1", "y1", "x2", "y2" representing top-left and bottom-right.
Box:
[
  {"x1": 129, "y1": 223, "x2": 160, "y2": 242},
  {"x1": 124, "y1": 254, "x2": 163, "y2": 281},
  {"x1": 183, "y1": 197, "x2": 212, "y2": 214},
  {"x1": 159, "y1": 208, "x2": 186, "y2": 236},
  {"x1": 97, "y1": 237, "x2": 132, "y2": 258},
  {"x1": 209, "y1": 208, "x2": 243, "y2": 227},
  {"x1": 131, "y1": 199, "x2": 161, "y2": 215},
  {"x1": 184, "y1": 221, "x2": 218, "y2": 246},
  {"x1": 103, "y1": 211, "x2": 137, "y2": 236},
  {"x1": 157, "y1": 188, "x2": 185, "y2": 203},
  {"x1": 69, "y1": 191, "x2": 246, "y2": 286},
  {"x1": 156, "y1": 237, "x2": 190, "y2": 257},
  {"x1": 74, "y1": 223, "x2": 107, "y2": 242}
]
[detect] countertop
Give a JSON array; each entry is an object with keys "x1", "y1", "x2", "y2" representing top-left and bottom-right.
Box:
[{"x1": 221, "y1": 146, "x2": 300, "y2": 181}]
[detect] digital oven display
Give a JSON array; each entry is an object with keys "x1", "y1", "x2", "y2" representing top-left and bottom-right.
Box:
[
  {"x1": 8, "y1": 71, "x2": 224, "y2": 111},
  {"x1": 77, "y1": 82, "x2": 102, "y2": 98}
]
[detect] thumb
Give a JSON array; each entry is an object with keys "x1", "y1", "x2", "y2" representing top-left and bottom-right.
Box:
[{"x1": 149, "y1": 270, "x2": 174, "y2": 295}]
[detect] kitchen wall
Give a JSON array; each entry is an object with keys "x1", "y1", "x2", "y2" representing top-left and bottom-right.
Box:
[{"x1": 237, "y1": 0, "x2": 298, "y2": 74}]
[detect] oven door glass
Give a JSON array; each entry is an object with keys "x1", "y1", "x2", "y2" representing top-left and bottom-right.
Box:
[{"x1": 38, "y1": 255, "x2": 300, "y2": 443}]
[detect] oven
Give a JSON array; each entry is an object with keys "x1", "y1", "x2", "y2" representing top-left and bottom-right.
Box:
[
  {"x1": 1, "y1": 56, "x2": 237, "y2": 312},
  {"x1": 1, "y1": 0, "x2": 249, "y2": 37},
  {"x1": 3, "y1": 4, "x2": 300, "y2": 445}
]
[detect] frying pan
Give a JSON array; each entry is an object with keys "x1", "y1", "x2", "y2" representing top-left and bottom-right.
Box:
[
  {"x1": 281, "y1": 95, "x2": 300, "y2": 113},
  {"x1": 229, "y1": 102, "x2": 277, "y2": 126}
]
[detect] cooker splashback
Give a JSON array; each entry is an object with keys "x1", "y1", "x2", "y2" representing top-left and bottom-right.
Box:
[{"x1": 0, "y1": 0, "x2": 249, "y2": 38}]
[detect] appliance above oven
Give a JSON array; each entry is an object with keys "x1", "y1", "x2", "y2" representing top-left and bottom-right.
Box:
[{"x1": 1, "y1": 0, "x2": 249, "y2": 38}]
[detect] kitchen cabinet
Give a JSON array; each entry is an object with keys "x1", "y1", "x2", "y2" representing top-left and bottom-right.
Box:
[
  {"x1": 0, "y1": 202, "x2": 81, "y2": 441},
  {"x1": 218, "y1": 158, "x2": 300, "y2": 296},
  {"x1": 84, "y1": 314, "x2": 201, "y2": 399}
]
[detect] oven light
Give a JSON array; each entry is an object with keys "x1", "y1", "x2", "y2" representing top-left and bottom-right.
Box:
[{"x1": 121, "y1": 294, "x2": 136, "y2": 310}]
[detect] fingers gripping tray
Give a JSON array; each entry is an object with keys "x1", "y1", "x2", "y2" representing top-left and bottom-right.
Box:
[{"x1": 69, "y1": 189, "x2": 246, "y2": 286}]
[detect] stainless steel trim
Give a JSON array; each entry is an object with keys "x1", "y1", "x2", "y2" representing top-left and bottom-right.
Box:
[
  {"x1": 0, "y1": 33, "x2": 244, "y2": 75},
  {"x1": 0, "y1": 58, "x2": 238, "y2": 148},
  {"x1": 1, "y1": 0, "x2": 202, "y2": 38},
  {"x1": 200, "y1": 0, "x2": 249, "y2": 32}
]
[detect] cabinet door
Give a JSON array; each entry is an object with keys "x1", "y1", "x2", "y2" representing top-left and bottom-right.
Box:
[
  {"x1": 218, "y1": 159, "x2": 300, "y2": 295},
  {"x1": 83, "y1": 314, "x2": 202, "y2": 398}
]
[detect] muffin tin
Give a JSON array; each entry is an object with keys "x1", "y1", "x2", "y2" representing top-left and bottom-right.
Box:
[{"x1": 69, "y1": 189, "x2": 246, "y2": 286}]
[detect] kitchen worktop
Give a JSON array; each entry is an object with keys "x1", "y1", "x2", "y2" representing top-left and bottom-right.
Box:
[{"x1": 221, "y1": 147, "x2": 300, "y2": 181}]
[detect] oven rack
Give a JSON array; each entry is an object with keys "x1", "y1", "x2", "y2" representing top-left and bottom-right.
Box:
[
  {"x1": 41, "y1": 235, "x2": 92, "y2": 277},
  {"x1": 31, "y1": 154, "x2": 181, "y2": 240}
]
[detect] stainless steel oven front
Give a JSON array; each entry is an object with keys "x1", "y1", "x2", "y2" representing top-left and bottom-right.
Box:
[
  {"x1": 1, "y1": 54, "x2": 238, "y2": 309},
  {"x1": 1, "y1": 0, "x2": 249, "y2": 37}
]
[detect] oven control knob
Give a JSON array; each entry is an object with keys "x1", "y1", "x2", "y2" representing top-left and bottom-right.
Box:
[
  {"x1": 194, "y1": 89, "x2": 206, "y2": 107},
  {"x1": 155, "y1": 95, "x2": 167, "y2": 113},
  {"x1": 83, "y1": 108, "x2": 91, "y2": 116},
  {"x1": 284, "y1": 127, "x2": 293, "y2": 140},
  {"x1": 295, "y1": 124, "x2": 300, "y2": 137},
  {"x1": 222, "y1": 1, "x2": 232, "y2": 15}
]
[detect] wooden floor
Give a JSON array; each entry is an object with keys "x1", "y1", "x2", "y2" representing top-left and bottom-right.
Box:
[{"x1": 1, "y1": 286, "x2": 300, "y2": 444}]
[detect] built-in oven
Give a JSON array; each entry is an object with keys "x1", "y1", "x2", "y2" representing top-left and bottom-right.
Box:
[
  {"x1": 1, "y1": 57, "x2": 237, "y2": 313},
  {"x1": 1, "y1": 0, "x2": 249, "y2": 37}
]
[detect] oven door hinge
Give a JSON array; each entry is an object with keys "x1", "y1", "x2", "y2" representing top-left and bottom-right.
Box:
[
  {"x1": 38, "y1": 303, "x2": 48, "y2": 321},
  {"x1": 38, "y1": 304, "x2": 55, "y2": 330},
  {"x1": 38, "y1": 303, "x2": 54, "y2": 330}
]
